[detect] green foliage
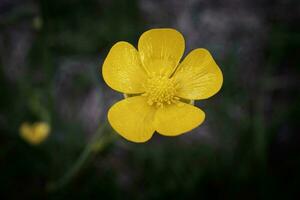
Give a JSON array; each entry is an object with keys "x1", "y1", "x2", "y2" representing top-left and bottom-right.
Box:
[{"x1": 0, "y1": 0, "x2": 299, "y2": 199}]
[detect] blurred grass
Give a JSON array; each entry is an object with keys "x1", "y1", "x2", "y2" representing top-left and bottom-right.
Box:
[{"x1": 0, "y1": 0, "x2": 300, "y2": 199}]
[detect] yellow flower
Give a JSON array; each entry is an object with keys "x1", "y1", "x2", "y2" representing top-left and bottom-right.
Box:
[
  {"x1": 20, "y1": 122, "x2": 50, "y2": 145},
  {"x1": 102, "y1": 28, "x2": 223, "y2": 143}
]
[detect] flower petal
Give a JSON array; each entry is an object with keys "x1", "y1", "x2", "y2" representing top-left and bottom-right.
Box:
[
  {"x1": 108, "y1": 96, "x2": 156, "y2": 143},
  {"x1": 138, "y1": 28, "x2": 185, "y2": 76},
  {"x1": 102, "y1": 41, "x2": 147, "y2": 94},
  {"x1": 154, "y1": 102, "x2": 205, "y2": 136},
  {"x1": 174, "y1": 48, "x2": 223, "y2": 100},
  {"x1": 33, "y1": 122, "x2": 50, "y2": 143}
]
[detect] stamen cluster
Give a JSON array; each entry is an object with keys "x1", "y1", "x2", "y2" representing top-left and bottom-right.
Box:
[{"x1": 143, "y1": 73, "x2": 179, "y2": 107}]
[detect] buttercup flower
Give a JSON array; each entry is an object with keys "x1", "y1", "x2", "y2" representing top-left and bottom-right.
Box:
[
  {"x1": 20, "y1": 122, "x2": 50, "y2": 145},
  {"x1": 102, "y1": 28, "x2": 223, "y2": 143}
]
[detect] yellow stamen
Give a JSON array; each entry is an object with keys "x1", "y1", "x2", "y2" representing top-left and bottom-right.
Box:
[{"x1": 143, "y1": 73, "x2": 178, "y2": 107}]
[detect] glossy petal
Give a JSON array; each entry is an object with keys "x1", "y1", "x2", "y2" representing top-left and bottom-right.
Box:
[
  {"x1": 138, "y1": 28, "x2": 185, "y2": 76},
  {"x1": 154, "y1": 102, "x2": 205, "y2": 136},
  {"x1": 102, "y1": 41, "x2": 147, "y2": 94},
  {"x1": 108, "y1": 96, "x2": 156, "y2": 143},
  {"x1": 174, "y1": 48, "x2": 223, "y2": 100}
]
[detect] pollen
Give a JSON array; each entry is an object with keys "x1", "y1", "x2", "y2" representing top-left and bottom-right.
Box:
[{"x1": 143, "y1": 73, "x2": 179, "y2": 107}]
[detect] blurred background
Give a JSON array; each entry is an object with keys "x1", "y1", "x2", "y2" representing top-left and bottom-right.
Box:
[{"x1": 0, "y1": 0, "x2": 299, "y2": 199}]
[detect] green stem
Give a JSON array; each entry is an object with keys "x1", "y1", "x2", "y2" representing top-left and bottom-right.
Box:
[{"x1": 47, "y1": 122, "x2": 111, "y2": 192}]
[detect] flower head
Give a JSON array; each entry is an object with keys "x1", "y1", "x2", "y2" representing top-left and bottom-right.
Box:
[
  {"x1": 20, "y1": 122, "x2": 50, "y2": 145},
  {"x1": 102, "y1": 28, "x2": 223, "y2": 143}
]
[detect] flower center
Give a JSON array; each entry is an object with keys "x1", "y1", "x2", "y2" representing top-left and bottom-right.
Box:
[{"x1": 143, "y1": 74, "x2": 179, "y2": 107}]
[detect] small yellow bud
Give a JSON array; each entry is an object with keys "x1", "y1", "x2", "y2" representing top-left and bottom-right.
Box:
[{"x1": 19, "y1": 122, "x2": 50, "y2": 145}]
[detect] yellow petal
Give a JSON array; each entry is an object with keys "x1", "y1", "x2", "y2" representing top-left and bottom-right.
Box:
[
  {"x1": 102, "y1": 41, "x2": 147, "y2": 94},
  {"x1": 108, "y1": 96, "x2": 156, "y2": 143},
  {"x1": 138, "y1": 28, "x2": 185, "y2": 76},
  {"x1": 32, "y1": 122, "x2": 50, "y2": 144},
  {"x1": 154, "y1": 102, "x2": 205, "y2": 136},
  {"x1": 20, "y1": 122, "x2": 32, "y2": 140},
  {"x1": 174, "y1": 48, "x2": 223, "y2": 100}
]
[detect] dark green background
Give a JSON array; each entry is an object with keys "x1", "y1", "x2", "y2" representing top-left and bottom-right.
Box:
[{"x1": 0, "y1": 0, "x2": 299, "y2": 199}]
